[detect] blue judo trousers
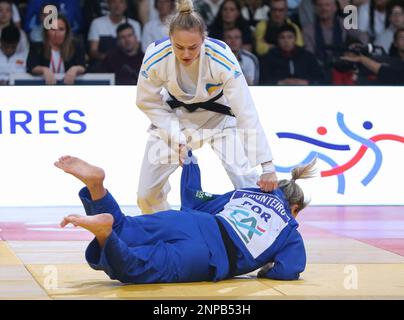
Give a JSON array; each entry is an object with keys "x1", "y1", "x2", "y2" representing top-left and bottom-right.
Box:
[{"x1": 82, "y1": 152, "x2": 306, "y2": 284}]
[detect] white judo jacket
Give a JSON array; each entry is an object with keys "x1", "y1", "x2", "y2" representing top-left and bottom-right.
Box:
[{"x1": 136, "y1": 36, "x2": 273, "y2": 167}]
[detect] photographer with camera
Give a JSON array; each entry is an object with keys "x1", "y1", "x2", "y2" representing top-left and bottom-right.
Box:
[
  {"x1": 303, "y1": 0, "x2": 368, "y2": 82},
  {"x1": 341, "y1": 28, "x2": 404, "y2": 84}
]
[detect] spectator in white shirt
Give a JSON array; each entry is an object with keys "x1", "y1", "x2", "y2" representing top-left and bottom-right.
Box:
[
  {"x1": 0, "y1": 24, "x2": 27, "y2": 84},
  {"x1": 88, "y1": 0, "x2": 142, "y2": 63},
  {"x1": 141, "y1": 0, "x2": 174, "y2": 52},
  {"x1": 223, "y1": 26, "x2": 259, "y2": 85}
]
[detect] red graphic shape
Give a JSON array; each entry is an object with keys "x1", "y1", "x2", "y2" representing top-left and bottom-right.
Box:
[
  {"x1": 317, "y1": 126, "x2": 327, "y2": 135},
  {"x1": 321, "y1": 134, "x2": 404, "y2": 177}
]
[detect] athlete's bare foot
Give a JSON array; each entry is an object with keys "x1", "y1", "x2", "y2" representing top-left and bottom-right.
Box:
[
  {"x1": 61, "y1": 213, "x2": 113, "y2": 247},
  {"x1": 54, "y1": 156, "x2": 106, "y2": 200}
]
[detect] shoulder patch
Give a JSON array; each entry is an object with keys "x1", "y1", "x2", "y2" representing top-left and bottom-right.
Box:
[{"x1": 206, "y1": 82, "x2": 223, "y2": 95}]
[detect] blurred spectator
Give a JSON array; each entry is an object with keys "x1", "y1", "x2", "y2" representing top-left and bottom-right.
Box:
[
  {"x1": 358, "y1": 0, "x2": 389, "y2": 41},
  {"x1": 24, "y1": 1, "x2": 83, "y2": 36},
  {"x1": 27, "y1": 2, "x2": 53, "y2": 44},
  {"x1": 375, "y1": 0, "x2": 404, "y2": 54},
  {"x1": 298, "y1": 0, "x2": 350, "y2": 29},
  {"x1": 88, "y1": 0, "x2": 141, "y2": 65},
  {"x1": 390, "y1": 25, "x2": 404, "y2": 57},
  {"x1": 255, "y1": 0, "x2": 304, "y2": 56},
  {"x1": 303, "y1": 0, "x2": 368, "y2": 65},
  {"x1": 138, "y1": 0, "x2": 159, "y2": 25},
  {"x1": 97, "y1": 23, "x2": 144, "y2": 85},
  {"x1": 223, "y1": 26, "x2": 260, "y2": 84},
  {"x1": 298, "y1": 0, "x2": 315, "y2": 28},
  {"x1": 194, "y1": 0, "x2": 223, "y2": 27},
  {"x1": 27, "y1": 15, "x2": 86, "y2": 85},
  {"x1": 209, "y1": 0, "x2": 254, "y2": 51},
  {"x1": 260, "y1": 24, "x2": 323, "y2": 84},
  {"x1": 0, "y1": 24, "x2": 27, "y2": 84},
  {"x1": 83, "y1": 0, "x2": 140, "y2": 36},
  {"x1": 0, "y1": 0, "x2": 28, "y2": 54},
  {"x1": 141, "y1": 0, "x2": 174, "y2": 52},
  {"x1": 341, "y1": 28, "x2": 404, "y2": 83},
  {"x1": 241, "y1": 0, "x2": 270, "y2": 28}
]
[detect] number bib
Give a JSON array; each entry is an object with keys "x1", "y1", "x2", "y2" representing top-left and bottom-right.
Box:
[{"x1": 217, "y1": 189, "x2": 291, "y2": 258}]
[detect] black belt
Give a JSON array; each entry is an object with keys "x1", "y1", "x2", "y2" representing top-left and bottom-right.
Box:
[
  {"x1": 216, "y1": 217, "x2": 238, "y2": 278},
  {"x1": 166, "y1": 91, "x2": 235, "y2": 117}
]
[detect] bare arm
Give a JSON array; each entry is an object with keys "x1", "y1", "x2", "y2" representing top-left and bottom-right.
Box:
[
  {"x1": 64, "y1": 66, "x2": 86, "y2": 85},
  {"x1": 31, "y1": 66, "x2": 56, "y2": 85}
]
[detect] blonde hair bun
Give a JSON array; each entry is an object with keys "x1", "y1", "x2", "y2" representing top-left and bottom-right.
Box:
[{"x1": 177, "y1": 0, "x2": 194, "y2": 14}]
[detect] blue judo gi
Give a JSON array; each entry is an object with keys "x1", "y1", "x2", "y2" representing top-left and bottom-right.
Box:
[{"x1": 82, "y1": 153, "x2": 306, "y2": 284}]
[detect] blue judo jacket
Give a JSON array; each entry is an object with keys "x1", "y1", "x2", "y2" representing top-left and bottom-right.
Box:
[{"x1": 180, "y1": 152, "x2": 307, "y2": 281}]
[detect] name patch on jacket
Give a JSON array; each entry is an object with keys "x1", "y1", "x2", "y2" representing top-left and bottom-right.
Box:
[{"x1": 217, "y1": 189, "x2": 290, "y2": 258}]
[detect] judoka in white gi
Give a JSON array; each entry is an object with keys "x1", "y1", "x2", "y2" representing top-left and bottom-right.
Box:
[{"x1": 136, "y1": 0, "x2": 278, "y2": 213}]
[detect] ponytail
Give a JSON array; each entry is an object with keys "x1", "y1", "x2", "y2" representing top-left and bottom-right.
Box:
[
  {"x1": 279, "y1": 158, "x2": 317, "y2": 213},
  {"x1": 291, "y1": 158, "x2": 317, "y2": 182}
]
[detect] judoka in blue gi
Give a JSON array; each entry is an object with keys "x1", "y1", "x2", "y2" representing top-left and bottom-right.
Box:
[{"x1": 55, "y1": 151, "x2": 316, "y2": 283}]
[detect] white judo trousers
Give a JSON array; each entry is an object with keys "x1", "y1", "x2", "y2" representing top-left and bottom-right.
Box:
[{"x1": 137, "y1": 126, "x2": 259, "y2": 214}]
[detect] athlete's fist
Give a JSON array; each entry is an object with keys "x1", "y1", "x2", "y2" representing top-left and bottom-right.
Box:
[
  {"x1": 257, "y1": 172, "x2": 278, "y2": 192},
  {"x1": 179, "y1": 144, "x2": 188, "y2": 167}
]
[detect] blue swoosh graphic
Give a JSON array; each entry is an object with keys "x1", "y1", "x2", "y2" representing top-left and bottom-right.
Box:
[
  {"x1": 276, "y1": 132, "x2": 351, "y2": 150},
  {"x1": 337, "y1": 112, "x2": 382, "y2": 186}
]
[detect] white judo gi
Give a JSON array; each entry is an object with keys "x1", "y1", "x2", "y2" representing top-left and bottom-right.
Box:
[{"x1": 136, "y1": 36, "x2": 274, "y2": 213}]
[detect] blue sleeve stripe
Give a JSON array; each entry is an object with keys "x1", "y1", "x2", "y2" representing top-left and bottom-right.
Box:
[
  {"x1": 144, "y1": 43, "x2": 172, "y2": 64},
  {"x1": 205, "y1": 52, "x2": 231, "y2": 71},
  {"x1": 146, "y1": 51, "x2": 173, "y2": 71},
  {"x1": 205, "y1": 44, "x2": 236, "y2": 66}
]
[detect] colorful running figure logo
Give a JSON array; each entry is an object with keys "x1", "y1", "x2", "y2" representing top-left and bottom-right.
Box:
[{"x1": 275, "y1": 112, "x2": 404, "y2": 194}]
